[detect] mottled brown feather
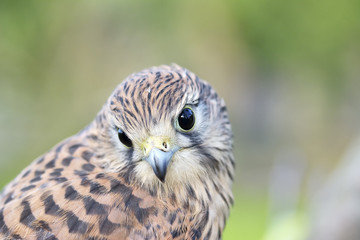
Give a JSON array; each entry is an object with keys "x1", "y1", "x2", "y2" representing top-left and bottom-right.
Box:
[{"x1": 0, "y1": 64, "x2": 234, "y2": 240}]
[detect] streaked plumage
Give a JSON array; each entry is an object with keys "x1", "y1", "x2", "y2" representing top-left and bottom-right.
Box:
[{"x1": 0, "y1": 64, "x2": 234, "y2": 239}]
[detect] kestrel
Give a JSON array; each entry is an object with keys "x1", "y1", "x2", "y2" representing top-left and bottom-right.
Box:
[{"x1": 0, "y1": 64, "x2": 234, "y2": 240}]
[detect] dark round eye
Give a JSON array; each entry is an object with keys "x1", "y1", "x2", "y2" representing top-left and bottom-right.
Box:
[
  {"x1": 177, "y1": 107, "x2": 195, "y2": 131},
  {"x1": 118, "y1": 128, "x2": 132, "y2": 148}
]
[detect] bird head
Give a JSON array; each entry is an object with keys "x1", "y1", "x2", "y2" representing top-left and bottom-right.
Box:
[{"x1": 93, "y1": 64, "x2": 234, "y2": 201}]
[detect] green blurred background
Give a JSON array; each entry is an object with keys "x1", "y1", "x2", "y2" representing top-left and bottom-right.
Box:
[{"x1": 0, "y1": 0, "x2": 360, "y2": 239}]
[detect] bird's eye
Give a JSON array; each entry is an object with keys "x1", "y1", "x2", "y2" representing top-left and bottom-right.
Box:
[
  {"x1": 176, "y1": 107, "x2": 195, "y2": 132},
  {"x1": 117, "y1": 128, "x2": 133, "y2": 148}
]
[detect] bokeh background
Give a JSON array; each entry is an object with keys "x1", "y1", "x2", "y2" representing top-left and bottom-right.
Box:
[{"x1": 1, "y1": 1, "x2": 360, "y2": 239}]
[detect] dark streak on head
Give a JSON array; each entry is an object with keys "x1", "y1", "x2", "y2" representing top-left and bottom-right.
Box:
[
  {"x1": 68, "y1": 144, "x2": 83, "y2": 155},
  {"x1": 62, "y1": 157, "x2": 74, "y2": 166},
  {"x1": 21, "y1": 170, "x2": 31, "y2": 178}
]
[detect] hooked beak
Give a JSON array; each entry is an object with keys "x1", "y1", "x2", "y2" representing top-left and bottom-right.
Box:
[{"x1": 142, "y1": 136, "x2": 177, "y2": 182}]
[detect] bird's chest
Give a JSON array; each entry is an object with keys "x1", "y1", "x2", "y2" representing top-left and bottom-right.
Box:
[
  {"x1": 102, "y1": 195, "x2": 209, "y2": 240},
  {"x1": 126, "y1": 205, "x2": 208, "y2": 240}
]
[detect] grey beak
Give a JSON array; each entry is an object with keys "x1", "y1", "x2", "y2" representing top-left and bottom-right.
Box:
[{"x1": 145, "y1": 148, "x2": 175, "y2": 182}]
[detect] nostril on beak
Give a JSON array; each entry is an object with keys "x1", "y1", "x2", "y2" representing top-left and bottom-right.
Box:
[{"x1": 162, "y1": 142, "x2": 167, "y2": 149}]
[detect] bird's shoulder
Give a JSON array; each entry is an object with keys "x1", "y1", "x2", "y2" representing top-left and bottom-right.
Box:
[{"x1": 0, "y1": 135, "x2": 202, "y2": 240}]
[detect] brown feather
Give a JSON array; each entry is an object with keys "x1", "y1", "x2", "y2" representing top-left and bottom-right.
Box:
[{"x1": 0, "y1": 64, "x2": 234, "y2": 239}]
